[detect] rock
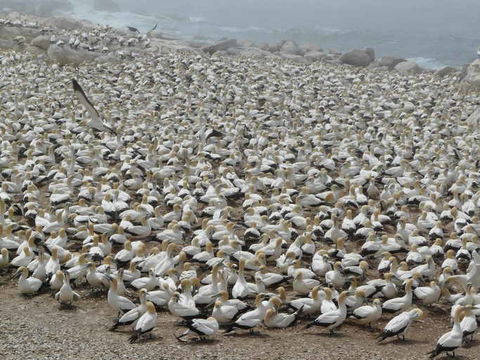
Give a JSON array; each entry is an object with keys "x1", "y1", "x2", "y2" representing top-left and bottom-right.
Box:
[
  {"x1": 0, "y1": 39, "x2": 16, "y2": 50},
  {"x1": 93, "y1": 0, "x2": 120, "y2": 12},
  {"x1": 365, "y1": 48, "x2": 375, "y2": 61},
  {"x1": 43, "y1": 16, "x2": 85, "y2": 31},
  {"x1": 258, "y1": 42, "x2": 272, "y2": 51},
  {"x1": 267, "y1": 41, "x2": 284, "y2": 53},
  {"x1": 434, "y1": 66, "x2": 458, "y2": 77},
  {"x1": 403, "y1": 101, "x2": 415, "y2": 112},
  {"x1": 459, "y1": 64, "x2": 469, "y2": 82},
  {"x1": 279, "y1": 40, "x2": 303, "y2": 56},
  {"x1": 328, "y1": 49, "x2": 342, "y2": 55},
  {"x1": 224, "y1": 47, "x2": 241, "y2": 56},
  {"x1": 300, "y1": 42, "x2": 322, "y2": 53},
  {"x1": 47, "y1": 45, "x2": 98, "y2": 65},
  {"x1": 461, "y1": 59, "x2": 480, "y2": 89},
  {"x1": 31, "y1": 35, "x2": 51, "y2": 51},
  {"x1": 304, "y1": 51, "x2": 326, "y2": 62},
  {"x1": 0, "y1": 26, "x2": 22, "y2": 39},
  {"x1": 202, "y1": 39, "x2": 238, "y2": 55},
  {"x1": 237, "y1": 39, "x2": 255, "y2": 48},
  {"x1": 394, "y1": 60, "x2": 424, "y2": 75},
  {"x1": 339, "y1": 48, "x2": 374, "y2": 67},
  {"x1": 325, "y1": 53, "x2": 340, "y2": 62},
  {"x1": 369, "y1": 56, "x2": 405, "y2": 70}
]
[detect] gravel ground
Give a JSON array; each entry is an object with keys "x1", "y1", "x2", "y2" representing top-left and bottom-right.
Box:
[{"x1": 0, "y1": 276, "x2": 475, "y2": 360}]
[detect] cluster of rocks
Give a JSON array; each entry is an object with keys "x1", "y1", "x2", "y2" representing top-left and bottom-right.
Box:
[
  {"x1": 193, "y1": 37, "x2": 462, "y2": 82},
  {"x1": 201, "y1": 39, "x2": 465, "y2": 79},
  {"x1": 0, "y1": 11, "x2": 476, "y2": 86}
]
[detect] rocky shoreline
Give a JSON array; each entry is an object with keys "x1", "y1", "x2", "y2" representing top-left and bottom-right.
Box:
[{"x1": 0, "y1": 10, "x2": 479, "y2": 88}]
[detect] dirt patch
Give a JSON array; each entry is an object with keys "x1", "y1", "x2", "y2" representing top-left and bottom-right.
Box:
[{"x1": 0, "y1": 278, "x2": 475, "y2": 360}]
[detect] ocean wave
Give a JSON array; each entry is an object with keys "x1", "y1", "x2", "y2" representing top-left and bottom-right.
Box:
[
  {"x1": 188, "y1": 16, "x2": 206, "y2": 24},
  {"x1": 217, "y1": 25, "x2": 269, "y2": 33}
]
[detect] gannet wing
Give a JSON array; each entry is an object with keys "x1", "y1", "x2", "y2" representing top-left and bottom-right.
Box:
[
  {"x1": 72, "y1": 79, "x2": 116, "y2": 134},
  {"x1": 72, "y1": 79, "x2": 100, "y2": 123}
]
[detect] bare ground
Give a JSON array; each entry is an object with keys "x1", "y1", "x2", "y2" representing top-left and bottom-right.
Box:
[{"x1": 0, "y1": 276, "x2": 476, "y2": 360}]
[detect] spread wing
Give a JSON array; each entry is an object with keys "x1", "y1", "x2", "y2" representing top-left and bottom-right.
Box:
[
  {"x1": 72, "y1": 79, "x2": 100, "y2": 121},
  {"x1": 72, "y1": 79, "x2": 116, "y2": 134}
]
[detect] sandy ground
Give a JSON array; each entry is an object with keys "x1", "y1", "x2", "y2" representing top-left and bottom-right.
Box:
[{"x1": 0, "y1": 275, "x2": 476, "y2": 360}]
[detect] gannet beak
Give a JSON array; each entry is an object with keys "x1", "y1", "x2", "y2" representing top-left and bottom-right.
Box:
[{"x1": 11, "y1": 268, "x2": 21, "y2": 279}]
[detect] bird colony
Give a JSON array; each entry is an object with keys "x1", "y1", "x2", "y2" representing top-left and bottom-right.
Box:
[{"x1": 0, "y1": 34, "x2": 480, "y2": 358}]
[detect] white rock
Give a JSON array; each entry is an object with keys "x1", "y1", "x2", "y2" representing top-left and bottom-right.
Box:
[
  {"x1": 394, "y1": 60, "x2": 424, "y2": 74},
  {"x1": 462, "y1": 59, "x2": 480, "y2": 89},
  {"x1": 403, "y1": 102, "x2": 415, "y2": 112}
]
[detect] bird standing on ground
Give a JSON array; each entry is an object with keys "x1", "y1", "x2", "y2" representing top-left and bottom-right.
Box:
[{"x1": 129, "y1": 301, "x2": 158, "y2": 343}]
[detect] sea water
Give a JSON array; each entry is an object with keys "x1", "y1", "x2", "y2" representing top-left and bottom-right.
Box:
[{"x1": 68, "y1": 0, "x2": 480, "y2": 69}]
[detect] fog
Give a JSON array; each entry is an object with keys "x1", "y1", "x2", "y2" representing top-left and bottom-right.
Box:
[{"x1": 10, "y1": 0, "x2": 480, "y2": 67}]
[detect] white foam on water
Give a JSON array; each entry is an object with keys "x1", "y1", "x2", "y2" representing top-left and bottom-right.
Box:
[{"x1": 406, "y1": 57, "x2": 449, "y2": 70}]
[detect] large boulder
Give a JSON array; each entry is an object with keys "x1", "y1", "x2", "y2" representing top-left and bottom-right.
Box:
[
  {"x1": 280, "y1": 40, "x2": 303, "y2": 56},
  {"x1": 31, "y1": 35, "x2": 51, "y2": 51},
  {"x1": 237, "y1": 39, "x2": 255, "y2": 48},
  {"x1": 462, "y1": 59, "x2": 480, "y2": 89},
  {"x1": 0, "y1": 26, "x2": 22, "y2": 39},
  {"x1": 202, "y1": 39, "x2": 238, "y2": 55},
  {"x1": 340, "y1": 48, "x2": 375, "y2": 67},
  {"x1": 369, "y1": 56, "x2": 406, "y2": 70},
  {"x1": 0, "y1": 39, "x2": 16, "y2": 50},
  {"x1": 394, "y1": 60, "x2": 424, "y2": 75},
  {"x1": 93, "y1": 0, "x2": 120, "y2": 12},
  {"x1": 300, "y1": 42, "x2": 322, "y2": 53},
  {"x1": 304, "y1": 50, "x2": 326, "y2": 62},
  {"x1": 47, "y1": 45, "x2": 98, "y2": 65},
  {"x1": 435, "y1": 66, "x2": 459, "y2": 77},
  {"x1": 267, "y1": 41, "x2": 284, "y2": 53}
]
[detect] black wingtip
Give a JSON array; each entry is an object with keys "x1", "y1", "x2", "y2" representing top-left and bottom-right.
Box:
[{"x1": 72, "y1": 79, "x2": 81, "y2": 92}]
